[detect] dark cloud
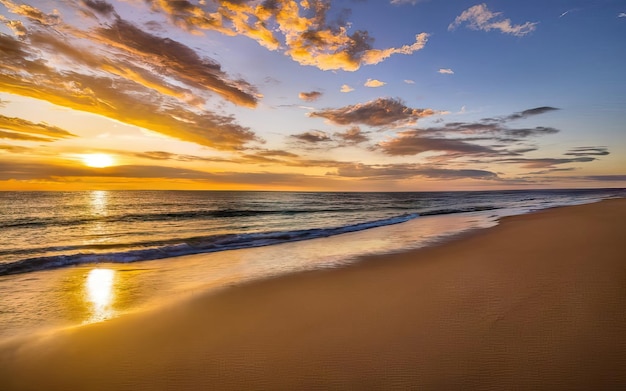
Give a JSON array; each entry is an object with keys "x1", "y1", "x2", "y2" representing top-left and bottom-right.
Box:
[
  {"x1": 333, "y1": 162, "x2": 498, "y2": 180},
  {"x1": 505, "y1": 106, "x2": 560, "y2": 120},
  {"x1": 80, "y1": 0, "x2": 116, "y2": 17},
  {"x1": 497, "y1": 157, "x2": 596, "y2": 169},
  {"x1": 436, "y1": 107, "x2": 561, "y2": 138},
  {"x1": 504, "y1": 126, "x2": 559, "y2": 138},
  {"x1": 291, "y1": 130, "x2": 332, "y2": 143},
  {"x1": 309, "y1": 98, "x2": 436, "y2": 127},
  {"x1": 299, "y1": 91, "x2": 323, "y2": 102},
  {"x1": 579, "y1": 175, "x2": 626, "y2": 182},
  {"x1": 378, "y1": 130, "x2": 498, "y2": 156},
  {"x1": 564, "y1": 146, "x2": 610, "y2": 156}
]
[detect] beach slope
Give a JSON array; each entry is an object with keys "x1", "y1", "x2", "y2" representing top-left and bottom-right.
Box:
[{"x1": 1, "y1": 199, "x2": 625, "y2": 390}]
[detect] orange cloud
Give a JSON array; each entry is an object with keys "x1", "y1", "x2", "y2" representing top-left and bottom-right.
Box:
[
  {"x1": 0, "y1": 114, "x2": 76, "y2": 141},
  {"x1": 148, "y1": 0, "x2": 429, "y2": 71}
]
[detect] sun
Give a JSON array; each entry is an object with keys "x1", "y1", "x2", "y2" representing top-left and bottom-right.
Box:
[{"x1": 82, "y1": 153, "x2": 115, "y2": 168}]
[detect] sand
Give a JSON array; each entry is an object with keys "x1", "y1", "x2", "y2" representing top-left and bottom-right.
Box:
[{"x1": 1, "y1": 198, "x2": 625, "y2": 390}]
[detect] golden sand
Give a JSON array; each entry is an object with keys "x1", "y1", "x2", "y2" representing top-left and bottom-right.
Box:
[{"x1": 1, "y1": 199, "x2": 625, "y2": 390}]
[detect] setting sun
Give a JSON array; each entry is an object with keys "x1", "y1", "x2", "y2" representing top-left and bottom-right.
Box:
[{"x1": 82, "y1": 153, "x2": 115, "y2": 168}]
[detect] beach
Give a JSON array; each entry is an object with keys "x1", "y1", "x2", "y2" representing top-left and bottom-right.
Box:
[{"x1": 1, "y1": 198, "x2": 625, "y2": 390}]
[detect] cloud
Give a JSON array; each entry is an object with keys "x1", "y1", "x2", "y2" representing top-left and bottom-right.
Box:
[
  {"x1": 432, "y1": 107, "x2": 561, "y2": 139},
  {"x1": 334, "y1": 126, "x2": 369, "y2": 145},
  {"x1": 0, "y1": 144, "x2": 30, "y2": 153},
  {"x1": 334, "y1": 162, "x2": 498, "y2": 180},
  {"x1": 340, "y1": 84, "x2": 354, "y2": 93},
  {"x1": 360, "y1": 33, "x2": 429, "y2": 67},
  {"x1": 0, "y1": 130, "x2": 50, "y2": 142},
  {"x1": 404, "y1": 79, "x2": 415, "y2": 84},
  {"x1": 132, "y1": 151, "x2": 231, "y2": 163},
  {"x1": 1, "y1": 18, "x2": 27, "y2": 36},
  {"x1": 504, "y1": 106, "x2": 560, "y2": 120},
  {"x1": 579, "y1": 175, "x2": 626, "y2": 182},
  {"x1": 503, "y1": 126, "x2": 559, "y2": 138},
  {"x1": 79, "y1": 0, "x2": 117, "y2": 17},
  {"x1": 0, "y1": 0, "x2": 60, "y2": 26},
  {"x1": 619, "y1": 13, "x2": 626, "y2": 18},
  {"x1": 309, "y1": 97, "x2": 437, "y2": 127},
  {"x1": 370, "y1": 106, "x2": 569, "y2": 160},
  {"x1": 0, "y1": 29, "x2": 259, "y2": 151},
  {"x1": 0, "y1": 114, "x2": 76, "y2": 141},
  {"x1": 364, "y1": 79, "x2": 386, "y2": 87},
  {"x1": 390, "y1": 0, "x2": 425, "y2": 5},
  {"x1": 147, "y1": 0, "x2": 429, "y2": 71},
  {"x1": 378, "y1": 130, "x2": 498, "y2": 156},
  {"x1": 299, "y1": 91, "x2": 323, "y2": 102},
  {"x1": 291, "y1": 130, "x2": 332, "y2": 143},
  {"x1": 95, "y1": 18, "x2": 259, "y2": 107},
  {"x1": 564, "y1": 146, "x2": 610, "y2": 157},
  {"x1": 497, "y1": 157, "x2": 596, "y2": 169},
  {"x1": 438, "y1": 68, "x2": 454, "y2": 74},
  {"x1": 449, "y1": 3, "x2": 537, "y2": 36}
]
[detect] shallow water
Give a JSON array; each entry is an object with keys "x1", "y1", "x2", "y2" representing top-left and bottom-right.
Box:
[{"x1": 0, "y1": 189, "x2": 622, "y2": 340}]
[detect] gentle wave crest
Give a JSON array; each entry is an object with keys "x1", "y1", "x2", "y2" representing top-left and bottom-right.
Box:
[{"x1": 0, "y1": 213, "x2": 419, "y2": 276}]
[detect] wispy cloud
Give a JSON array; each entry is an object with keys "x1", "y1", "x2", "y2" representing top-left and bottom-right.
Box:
[
  {"x1": 404, "y1": 79, "x2": 415, "y2": 84},
  {"x1": 0, "y1": 5, "x2": 260, "y2": 151},
  {"x1": 619, "y1": 12, "x2": 626, "y2": 18},
  {"x1": 0, "y1": 114, "x2": 76, "y2": 141},
  {"x1": 364, "y1": 79, "x2": 386, "y2": 87},
  {"x1": 558, "y1": 9, "x2": 579, "y2": 18},
  {"x1": 377, "y1": 129, "x2": 500, "y2": 157},
  {"x1": 309, "y1": 98, "x2": 437, "y2": 127},
  {"x1": 496, "y1": 157, "x2": 596, "y2": 169},
  {"x1": 390, "y1": 0, "x2": 425, "y2": 5},
  {"x1": 449, "y1": 3, "x2": 537, "y2": 36},
  {"x1": 438, "y1": 68, "x2": 454, "y2": 74},
  {"x1": 333, "y1": 162, "x2": 498, "y2": 180},
  {"x1": 372, "y1": 106, "x2": 569, "y2": 164},
  {"x1": 564, "y1": 146, "x2": 609, "y2": 157}
]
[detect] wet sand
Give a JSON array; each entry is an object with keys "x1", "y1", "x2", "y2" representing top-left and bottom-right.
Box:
[{"x1": 1, "y1": 198, "x2": 625, "y2": 390}]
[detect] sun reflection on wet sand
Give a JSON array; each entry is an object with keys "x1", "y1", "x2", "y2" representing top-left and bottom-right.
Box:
[{"x1": 85, "y1": 268, "x2": 116, "y2": 322}]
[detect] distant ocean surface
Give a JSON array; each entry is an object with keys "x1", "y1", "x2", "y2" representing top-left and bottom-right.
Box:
[{"x1": 1, "y1": 189, "x2": 623, "y2": 276}]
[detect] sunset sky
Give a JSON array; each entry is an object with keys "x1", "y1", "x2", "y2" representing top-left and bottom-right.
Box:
[{"x1": 0, "y1": 0, "x2": 624, "y2": 191}]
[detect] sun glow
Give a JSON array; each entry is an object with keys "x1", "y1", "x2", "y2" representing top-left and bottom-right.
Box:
[{"x1": 82, "y1": 153, "x2": 115, "y2": 168}]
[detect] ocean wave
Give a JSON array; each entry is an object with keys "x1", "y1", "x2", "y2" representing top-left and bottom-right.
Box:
[
  {"x1": 1, "y1": 207, "x2": 368, "y2": 229},
  {"x1": 0, "y1": 213, "x2": 419, "y2": 276}
]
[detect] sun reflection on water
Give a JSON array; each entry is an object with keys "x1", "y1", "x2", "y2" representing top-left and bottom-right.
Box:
[
  {"x1": 90, "y1": 190, "x2": 108, "y2": 216},
  {"x1": 85, "y1": 268, "x2": 116, "y2": 322}
]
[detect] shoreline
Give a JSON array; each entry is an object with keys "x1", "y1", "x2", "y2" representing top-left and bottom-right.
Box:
[{"x1": 2, "y1": 198, "x2": 625, "y2": 390}]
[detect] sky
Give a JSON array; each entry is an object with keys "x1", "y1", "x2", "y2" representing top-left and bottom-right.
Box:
[{"x1": 0, "y1": 0, "x2": 624, "y2": 191}]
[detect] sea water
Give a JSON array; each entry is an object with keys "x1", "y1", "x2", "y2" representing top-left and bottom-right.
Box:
[{"x1": 0, "y1": 189, "x2": 623, "y2": 339}]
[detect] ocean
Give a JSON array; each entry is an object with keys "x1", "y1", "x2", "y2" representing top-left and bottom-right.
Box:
[{"x1": 0, "y1": 188, "x2": 623, "y2": 339}]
